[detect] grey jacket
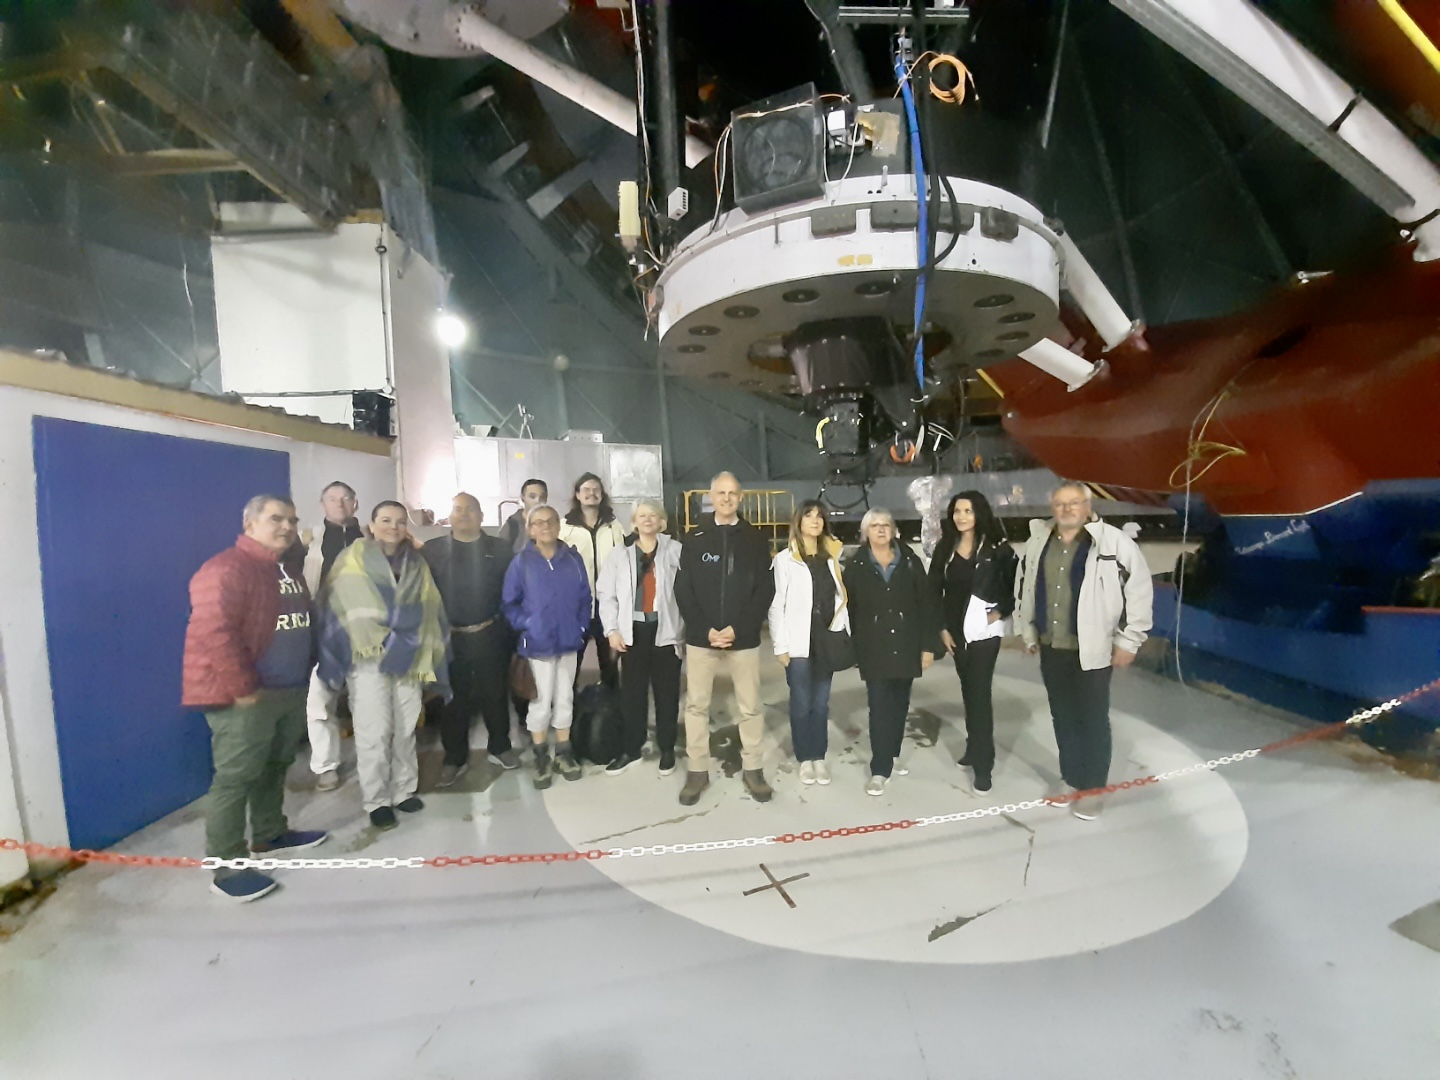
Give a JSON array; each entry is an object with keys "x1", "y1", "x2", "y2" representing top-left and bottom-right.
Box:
[
  {"x1": 1014, "y1": 518, "x2": 1153, "y2": 671},
  {"x1": 596, "y1": 534, "x2": 685, "y2": 650}
]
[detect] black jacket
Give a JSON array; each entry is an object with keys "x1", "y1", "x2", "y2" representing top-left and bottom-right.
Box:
[
  {"x1": 674, "y1": 514, "x2": 775, "y2": 651},
  {"x1": 843, "y1": 543, "x2": 942, "y2": 682},
  {"x1": 927, "y1": 535, "x2": 1019, "y2": 634},
  {"x1": 421, "y1": 533, "x2": 512, "y2": 628}
]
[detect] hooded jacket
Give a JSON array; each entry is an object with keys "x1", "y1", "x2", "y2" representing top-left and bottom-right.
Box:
[
  {"x1": 558, "y1": 512, "x2": 627, "y2": 615},
  {"x1": 182, "y1": 535, "x2": 314, "y2": 709},
  {"x1": 597, "y1": 533, "x2": 685, "y2": 649},
  {"x1": 1014, "y1": 517, "x2": 1154, "y2": 671},
  {"x1": 674, "y1": 514, "x2": 775, "y2": 651},
  {"x1": 502, "y1": 541, "x2": 593, "y2": 658}
]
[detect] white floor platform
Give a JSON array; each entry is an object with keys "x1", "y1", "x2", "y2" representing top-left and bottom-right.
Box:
[{"x1": 2, "y1": 651, "x2": 1437, "y2": 1080}]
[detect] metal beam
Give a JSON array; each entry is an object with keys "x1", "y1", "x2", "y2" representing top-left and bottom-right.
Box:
[
  {"x1": 106, "y1": 148, "x2": 246, "y2": 176},
  {"x1": 1068, "y1": 38, "x2": 1144, "y2": 321}
]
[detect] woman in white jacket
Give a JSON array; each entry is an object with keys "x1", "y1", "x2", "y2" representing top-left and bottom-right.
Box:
[
  {"x1": 596, "y1": 499, "x2": 685, "y2": 777},
  {"x1": 559, "y1": 472, "x2": 627, "y2": 688},
  {"x1": 769, "y1": 500, "x2": 850, "y2": 785}
]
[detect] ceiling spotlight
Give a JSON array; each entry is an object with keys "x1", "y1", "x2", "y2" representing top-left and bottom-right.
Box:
[{"x1": 435, "y1": 312, "x2": 469, "y2": 348}]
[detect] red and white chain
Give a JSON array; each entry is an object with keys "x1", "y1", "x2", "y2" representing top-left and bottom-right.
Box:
[{"x1": 3, "y1": 682, "x2": 1432, "y2": 872}]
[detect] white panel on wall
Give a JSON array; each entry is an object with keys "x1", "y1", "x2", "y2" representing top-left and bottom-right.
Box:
[
  {"x1": 212, "y1": 208, "x2": 388, "y2": 399},
  {"x1": 385, "y1": 244, "x2": 457, "y2": 514}
]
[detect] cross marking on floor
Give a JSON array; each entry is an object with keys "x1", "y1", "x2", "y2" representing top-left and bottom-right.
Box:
[{"x1": 742, "y1": 863, "x2": 810, "y2": 908}]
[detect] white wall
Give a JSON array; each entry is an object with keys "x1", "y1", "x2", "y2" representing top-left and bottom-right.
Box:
[{"x1": 0, "y1": 385, "x2": 394, "y2": 884}]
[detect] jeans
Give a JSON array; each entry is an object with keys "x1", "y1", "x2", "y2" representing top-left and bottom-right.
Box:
[
  {"x1": 865, "y1": 678, "x2": 912, "y2": 778},
  {"x1": 204, "y1": 688, "x2": 306, "y2": 859},
  {"x1": 955, "y1": 637, "x2": 1002, "y2": 775},
  {"x1": 619, "y1": 621, "x2": 682, "y2": 757},
  {"x1": 1039, "y1": 645, "x2": 1114, "y2": 790},
  {"x1": 443, "y1": 623, "x2": 512, "y2": 765},
  {"x1": 785, "y1": 657, "x2": 833, "y2": 762}
]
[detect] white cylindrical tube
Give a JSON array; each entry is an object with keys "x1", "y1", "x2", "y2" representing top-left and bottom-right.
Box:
[
  {"x1": 1019, "y1": 338, "x2": 1101, "y2": 392},
  {"x1": 455, "y1": 9, "x2": 712, "y2": 168},
  {"x1": 618, "y1": 180, "x2": 642, "y2": 250},
  {"x1": 1057, "y1": 232, "x2": 1137, "y2": 351}
]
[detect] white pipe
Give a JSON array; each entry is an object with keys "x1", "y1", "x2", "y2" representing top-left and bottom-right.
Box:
[
  {"x1": 1020, "y1": 338, "x2": 1102, "y2": 392},
  {"x1": 1057, "y1": 232, "x2": 1139, "y2": 351},
  {"x1": 1113, "y1": 0, "x2": 1440, "y2": 260},
  {"x1": 454, "y1": 9, "x2": 712, "y2": 169}
]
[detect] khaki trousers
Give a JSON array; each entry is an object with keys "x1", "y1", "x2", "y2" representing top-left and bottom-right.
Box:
[
  {"x1": 683, "y1": 646, "x2": 764, "y2": 772},
  {"x1": 347, "y1": 661, "x2": 424, "y2": 813}
]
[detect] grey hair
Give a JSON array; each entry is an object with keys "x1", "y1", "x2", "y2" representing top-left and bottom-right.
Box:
[
  {"x1": 242, "y1": 494, "x2": 294, "y2": 526},
  {"x1": 1049, "y1": 480, "x2": 1093, "y2": 502},
  {"x1": 631, "y1": 497, "x2": 668, "y2": 527},
  {"x1": 710, "y1": 470, "x2": 740, "y2": 490},
  {"x1": 858, "y1": 507, "x2": 896, "y2": 539}
]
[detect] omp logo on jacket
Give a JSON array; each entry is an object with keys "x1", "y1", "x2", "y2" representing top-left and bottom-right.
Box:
[{"x1": 702, "y1": 552, "x2": 721, "y2": 563}]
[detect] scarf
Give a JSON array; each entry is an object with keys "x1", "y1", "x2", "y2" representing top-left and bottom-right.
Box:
[{"x1": 318, "y1": 539, "x2": 450, "y2": 695}]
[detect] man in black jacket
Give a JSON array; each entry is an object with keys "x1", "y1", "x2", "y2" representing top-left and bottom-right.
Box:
[
  {"x1": 673, "y1": 472, "x2": 776, "y2": 805},
  {"x1": 423, "y1": 493, "x2": 517, "y2": 785}
]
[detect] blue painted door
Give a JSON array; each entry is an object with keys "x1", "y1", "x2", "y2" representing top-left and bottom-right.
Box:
[{"x1": 32, "y1": 418, "x2": 290, "y2": 850}]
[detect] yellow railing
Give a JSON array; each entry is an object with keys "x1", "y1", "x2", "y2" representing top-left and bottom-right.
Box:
[{"x1": 680, "y1": 489, "x2": 795, "y2": 553}]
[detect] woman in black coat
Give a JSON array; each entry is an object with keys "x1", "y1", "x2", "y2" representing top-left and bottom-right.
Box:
[
  {"x1": 928, "y1": 491, "x2": 1019, "y2": 793},
  {"x1": 843, "y1": 508, "x2": 942, "y2": 795}
]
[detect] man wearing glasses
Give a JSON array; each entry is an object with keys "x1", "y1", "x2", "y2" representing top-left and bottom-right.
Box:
[{"x1": 1014, "y1": 481, "x2": 1153, "y2": 819}]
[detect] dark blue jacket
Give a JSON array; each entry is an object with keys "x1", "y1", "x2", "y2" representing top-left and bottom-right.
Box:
[{"x1": 502, "y1": 542, "x2": 592, "y2": 658}]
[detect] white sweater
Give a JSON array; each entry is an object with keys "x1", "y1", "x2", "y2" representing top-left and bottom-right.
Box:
[{"x1": 768, "y1": 547, "x2": 850, "y2": 659}]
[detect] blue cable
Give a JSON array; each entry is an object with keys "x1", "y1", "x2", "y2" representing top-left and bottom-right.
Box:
[{"x1": 895, "y1": 55, "x2": 928, "y2": 393}]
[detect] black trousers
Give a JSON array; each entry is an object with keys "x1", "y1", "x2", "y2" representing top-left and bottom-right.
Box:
[
  {"x1": 443, "y1": 624, "x2": 511, "y2": 766},
  {"x1": 955, "y1": 637, "x2": 1002, "y2": 775},
  {"x1": 619, "y1": 621, "x2": 682, "y2": 757},
  {"x1": 865, "y1": 678, "x2": 912, "y2": 778},
  {"x1": 1039, "y1": 645, "x2": 1114, "y2": 791},
  {"x1": 579, "y1": 614, "x2": 620, "y2": 688}
]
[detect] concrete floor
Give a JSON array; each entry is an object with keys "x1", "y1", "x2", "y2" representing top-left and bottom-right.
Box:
[{"x1": 1, "y1": 651, "x2": 1437, "y2": 1080}]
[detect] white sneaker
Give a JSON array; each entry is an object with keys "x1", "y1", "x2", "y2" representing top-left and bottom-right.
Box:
[
  {"x1": 865, "y1": 775, "x2": 887, "y2": 796},
  {"x1": 798, "y1": 760, "x2": 816, "y2": 785},
  {"x1": 892, "y1": 760, "x2": 909, "y2": 776},
  {"x1": 1045, "y1": 783, "x2": 1073, "y2": 808},
  {"x1": 814, "y1": 760, "x2": 831, "y2": 785},
  {"x1": 1071, "y1": 795, "x2": 1105, "y2": 820}
]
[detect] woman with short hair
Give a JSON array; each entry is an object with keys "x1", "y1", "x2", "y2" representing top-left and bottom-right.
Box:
[
  {"x1": 929, "y1": 491, "x2": 1018, "y2": 792},
  {"x1": 559, "y1": 472, "x2": 626, "y2": 687},
  {"x1": 843, "y1": 509, "x2": 941, "y2": 795},
  {"x1": 769, "y1": 500, "x2": 850, "y2": 785},
  {"x1": 596, "y1": 498, "x2": 685, "y2": 776},
  {"x1": 318, "y1": 501, "x2": 449, "y2": 831}
]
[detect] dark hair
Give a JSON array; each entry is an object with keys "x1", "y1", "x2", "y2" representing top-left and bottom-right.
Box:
[
  {"x1": 787, "y1": 499, "x2": 834, "y2": 557},
  {"x1": 566, "y1": 471, "x2": 615, "y2": 526},
  {"x1": 370, "y1": 500, "x2": 408, "y2": 522},
  {"x1": 321, "y1": 481, "x2": 356, "y2": 499},
  {"x1": 521, "y1": 478, "x2": 547, "y2": 496},
  {"x1": 935, "y1": 491, "x2": 1005, "y2": 573}
]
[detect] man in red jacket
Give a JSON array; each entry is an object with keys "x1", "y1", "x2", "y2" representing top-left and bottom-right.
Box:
[{"x1": 182, "y1": 494, "x2": 328, "y2": 902}]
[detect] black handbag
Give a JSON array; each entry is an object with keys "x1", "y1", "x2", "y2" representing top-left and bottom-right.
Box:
[{"x1": 818, "y1": 628, "x2": 857, "y2": 672}]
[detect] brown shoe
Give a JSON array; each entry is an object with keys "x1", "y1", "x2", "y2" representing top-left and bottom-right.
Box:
[
  {"x1": 742, "y1": 769, "x2": 773, "y2": 803},
  {"x1": 678, "y1": 770, "x2": 710, "y2": 806}
]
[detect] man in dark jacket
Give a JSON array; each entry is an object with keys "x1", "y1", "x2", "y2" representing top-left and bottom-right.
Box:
[
  {"x1": 673, "y1": 471, "x2": 776, "y2": 805},
  {"x1": 423, "y1": 493, "x2": 516, "y2": 785},
  {"x1": 182, "y1": 495, "x2": 328, "y2": 903}
]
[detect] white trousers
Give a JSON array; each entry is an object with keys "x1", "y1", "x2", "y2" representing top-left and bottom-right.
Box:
[
  {"x1": 305, "y1": 668, "x2": 343, "y2": 775},
  {"x1": 527, "y1": 655, "x2": 578, "y2": 735},
  {"x1": 347, "y1": 661, "x2": 423, "y2": 813}
]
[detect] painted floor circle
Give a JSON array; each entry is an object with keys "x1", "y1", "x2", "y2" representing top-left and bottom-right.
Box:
[{"x1": 541, "y1": 671, "x2": 1249, "y2": 964}]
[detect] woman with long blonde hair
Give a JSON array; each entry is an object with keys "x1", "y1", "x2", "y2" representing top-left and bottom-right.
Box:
[{"x1": 768, "y1": 500, "x2": 851, "y2": 785}]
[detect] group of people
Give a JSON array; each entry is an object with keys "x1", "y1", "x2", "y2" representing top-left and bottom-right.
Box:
[{"x1": 181, "y1": 469, "x2": 1153, "y2": 904}]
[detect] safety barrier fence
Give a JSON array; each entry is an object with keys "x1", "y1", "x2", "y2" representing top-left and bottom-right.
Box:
[{"x1": 3, "y1": 678, "x2": 1436, "y2": 874}]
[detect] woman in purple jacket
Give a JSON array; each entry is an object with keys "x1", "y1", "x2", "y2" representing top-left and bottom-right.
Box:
[{"x1": 502, "y1": 506, "x2": 592, "y2": 789}]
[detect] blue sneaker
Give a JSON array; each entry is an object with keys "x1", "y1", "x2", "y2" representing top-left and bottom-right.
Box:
[
  {"x1": 210, "y1": 869, "x2": 277, "y2": 903},
  {"x1": 250, "y1": 829, "x2": 328, "y2": 854}
]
